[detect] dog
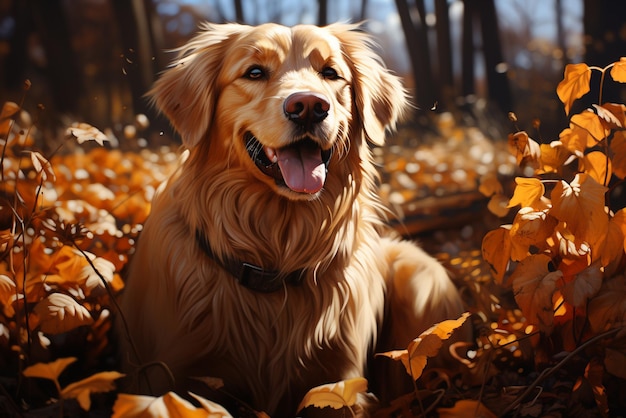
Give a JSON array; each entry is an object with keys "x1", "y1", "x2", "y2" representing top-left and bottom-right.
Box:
[{"x1": 119, "y1": 22, "x2": 465, "y2": 416}]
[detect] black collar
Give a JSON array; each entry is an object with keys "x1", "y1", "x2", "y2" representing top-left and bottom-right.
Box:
[{"x1": 195, "y1": 230, "x2": 305, "y2": 293}]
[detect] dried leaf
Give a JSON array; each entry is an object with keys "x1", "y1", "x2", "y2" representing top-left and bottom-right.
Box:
[
  {"x1": 561, "y1": 261, "x2": 603, "y2": 308},
  {"x1": 587, "y1": 275, "x2": 626, "y2": 332},
  {"x1": 23, "y1": 357, "x2": 77, "y2": 382},
  {"x1": 28, "y1": 151, "x2": 56, "y2": 181},
  {"x1": 188, "y1": 392, "x2": 234, "y2": 416},
  {"x1": 478, "y1": 173, "x2": 503, "y2": 197},
  {"x1": 437, "y1": 399, "x2": 497, "y2": 418},
  {"x1": 297, "y1": 378, "x2": 368, "y2": 412},
  {"x1": 487, "y1": 194, "x2": 510, "y2": 218},
  {"x1": 67, "y1": 123, "x2": 109, "y2": 146},
  {"x1": 610, "y1": 131, "x2": 626, "y2": 179},
  {"x1": 539, "y1": 142, "x2": 572, "y2": 174},
  {"x1": 377, "y1": 313, "x2": 470, "y2": 380},
  {"x1": 604, "y1": 348, "x2": 626, "y2": 379},
  {"x1": 550, "y1": 173, "x2": 609, "y2": 245},
  {"x1": 508, "y1": 177, "x2": 545, "y2": 208},
  {"x1": 509, "y1": 208, "x2": 557, "y2": 261},
  {"x1": 559, "y1": 125, "x2": 590, "y2": 157},
  {"x1": 511, "y1": 254, "x2": 561, "y2": 330},
  {"x1": 593, "y1": 103, "x2": 625, "y2": 129},
  {"x1": 508, "y1": 131, "x2": 540, "y2": 166},
  {"x1": 112, "y1": 391, "x2": 220, "y2": 418},
  {"x1": 0, "y1": 274, "x2": 16, "y2": 315},
  {"x1": 61, "y1": 371, "x2": 125, "y2": 410},
  {"x1": 482, "y1": 225, "x2": 512, "y2": 283},
  {"x1": 0, "y1": 101, "x2": 20, "y2": 121},
  {"x1": 610, "y1": 57, "x2": 626, "y2": 83},
  {"x1": 582, "y1": 150, "x2": 611, "y2": 186},
  {"x1": 33, "y1": 293, "x2": 94, "y2": 334},
  {"x1": 557, "y1": 63, "x2": 591, "y2": 115}
]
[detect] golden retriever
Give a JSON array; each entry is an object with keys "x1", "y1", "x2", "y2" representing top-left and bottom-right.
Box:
[{"x1": 120, "y1": 22, "x2": 465, "y2": 416}]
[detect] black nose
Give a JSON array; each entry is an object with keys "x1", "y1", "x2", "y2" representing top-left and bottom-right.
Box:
[{"x1": 283, "y1": 92, "x2": 330, "y2": 127}]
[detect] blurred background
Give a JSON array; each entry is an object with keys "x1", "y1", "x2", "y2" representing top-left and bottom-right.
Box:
[{"x1": 0, "y1": 0, "x2": 624, "y2": 145}]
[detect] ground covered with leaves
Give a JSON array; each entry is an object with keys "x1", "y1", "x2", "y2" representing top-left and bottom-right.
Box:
[{"x1": 1, "y1": 58, "x2": 626, "y2": 417}]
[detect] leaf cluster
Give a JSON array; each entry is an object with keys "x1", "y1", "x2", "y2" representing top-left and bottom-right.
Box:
[{"x1": 480, "y1": 57, "x2": 626, "y2": 412}]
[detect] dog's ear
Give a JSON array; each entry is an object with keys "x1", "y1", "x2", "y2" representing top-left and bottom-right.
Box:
[
  {"x1": 148, "y1": 23, "x2": 246, "y2": 148},
  {"x1": 330, "y1": 24, "x2": 409, "y2": 146}
]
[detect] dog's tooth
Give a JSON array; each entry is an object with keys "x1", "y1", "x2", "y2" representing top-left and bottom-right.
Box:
[{"x1": 265, "y1": 146, "x2": 278, "y2": 163}]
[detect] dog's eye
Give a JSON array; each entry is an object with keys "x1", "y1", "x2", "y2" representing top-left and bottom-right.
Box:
[
  {"x1": 320, "y1": 67, "x2": 339, "y2": 80},
  {"x1": 245, "y1": 66, "x2": 266, "y2": 80}
]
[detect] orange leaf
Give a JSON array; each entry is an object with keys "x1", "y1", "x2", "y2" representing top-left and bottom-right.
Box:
[
  {"x1": 557, "y1": 63, "x2": 591, "y2": 115},
  {"x1": 0, "y1": 274, "x2": 16, "y2": 316},
  {"x1": 587, "y1": 275, "x2": 626, "y2": 333},
  {"x1": 0, "y1": 101, "x2": 20, "y2": 121},
  {"x1": 593, "y1": 103, "x2": 625, "y2": 129},
  {"x1": 561, "y1": 261, "x2": 603, "y2": 308},
  {"x1": 508, "y1": 177, "x2": 545, "y2": 208},
  {"x1": 509, "y1": 208, "x2": 557, "y2": 262},
  {"x1": 112, "y1": 392, "x2": 222, "y2": 418},
  {"x1": 23, "y1": 357, "x2": 77, "y2": 382},
  {"x1": 507, "y1": 131, "x2": 540, "y2": 166},
  {"x1": 437, "y1": 399, "x2": 497, "y2": 418},
  {"x1": 482, "y1": 226, "x2": 512, "y2": 283},
  {"x1": 550, "y1": 173, "x2": 608, "y2": 244},
  {"x1": 33, "y1": 293, "x2": 94, "y2": 334},
  {"x1": 596, "y1": 214, "x2": 625, "y2": 267},
  {"x1": 487, "y1": 194, "x2": 510, "y2": 218},
  {"x1": 28, "y1": 151, "x2": 56, "y2": 182},
  {"x1": 377, "y1": 312, "x2": 470, "y2": 380},
  {"x1": 571, "y1": 110, "x2": 610, "y2": 142},
  {"x1": 297, "y1": 378, "x2": 368, "y2": 412},
  {"x1": 610, "y1": 57, "x2": 626, "y2": 83},
  {"x1": 582, "y1": 151, "x2": 611, "y2": 186},
  {"x1": 539, "y1": 142, "x2": 573, "y2": 174},
  {"x1": 610, "y1": 131, "x2": 626, "y2": 179},
  {"x1": 605, "y1": 349, "x2": 626, "y2": 380},
  {"x1": 511, "y1": 254, "x2": 561, "y2": 330},
  {"x1": 478, "y1": 173, "x2": 503, "y2": 197},
  {"x1": 559, "y1": 125, "x2": 589, "y2": 157},
  {"x1": 61, "y1": 371, "x2": 125, "y2": 410}
]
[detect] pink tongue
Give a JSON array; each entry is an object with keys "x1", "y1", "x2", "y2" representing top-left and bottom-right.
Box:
[{"x1": 276, "y1": 143, "x2": 326, "y2": 193}]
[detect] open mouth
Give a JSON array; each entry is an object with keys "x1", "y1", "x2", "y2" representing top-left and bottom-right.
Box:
[{"x1": 245, "y1": 132, "x2": 333, "y2": 194}]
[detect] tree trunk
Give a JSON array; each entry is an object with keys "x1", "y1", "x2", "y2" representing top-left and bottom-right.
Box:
[
  {"x1": 461, "y1": 0, "x2": 475, "y2": 96},
  {"x1": 234, "y1": 0, "x2": 244, "y2": 23},
  {"x1": 318, "y1": 0, "x2": 328, "y2": 26},
  {"x1": 435, "y1": 0, "x2": 454, "y2": 107}
]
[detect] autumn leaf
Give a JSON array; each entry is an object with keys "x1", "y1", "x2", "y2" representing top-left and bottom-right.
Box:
[
  {"x1": 0, "y1": 274, "x2": 16, "y2": 316},
  {"x1": 587, "y1": 274, "x2": 626, "y2": 333},
  {"x1": 377, "y1": 312, "x2": 470, "y2": 381},
  {"x1": 297, "y1": 378, "x2": 368, "y2": 412},
  {"x1": 0, "y1": 101, "x2": 20, "y2": 122},
  {"x1": 571, "y1": 110, "x2": 610, "y2": 142},
  {"x1": 189, "y1": 392, "x2": 236, "y2": 417},
  {"x1": 33, "y1": 293, "x2": 94, "y2": 334},
  {"x1": 595, "y1": 214, "x2": 625, "y2": 267},
  {"x1": 487, "y1": 194, "x2": 510, "y2": 218},
  {"x1": 610, "y1": 57, "x2": 626, "y2": 83},
  {"x1": 593, "y1": 103, "x2": 625, "y2": 129},
  {"x1": 561, "y1": 261, "x2": 603, "y2": 308},
  {"x1": 27, "y1": 151, "x2": 56, "y2": 182},
  {"x1": 478, "y1": 173, "x2": 503, "y2": 197},
  {"x1": 23, "y1": 357, "x2": 77, "y2": 382},
  {"x1": 509, "y1": 208, "x2": 558, "y2": 261},
  {"x1": 67, "y1": 122, "x2": 109, "y2": 146},
  {"x1": 550, "y1": 173, "x2": 609, "y2": 246},
  {"x1": 605, "y1": 349, "x2": 626, "y2": 380},
  {"x1": 508, "y1": 177, "x2": 545, "y2": 208},
  {"x1": 482, "y1": 226, "x2": 512, "y2": 283},
  {"x1": 610, "y1": 131, "x2": 626, "y2": 179},
  {"x1": 538, "y1": 142, "x2": 573, "y2": 174},
  {"x1": 61, "y1": 371, "x2": 125, "y2": 410},
  {"x1": 582, "y1": 151, "x2": 611, "y2": 186},
  {"x1": 511, "y1": 254, "x2": 561, "y2": 330},
  {"x1": 112, "y1": 391, "x2": 227, "y2": 418},
  {"x1": 507, "y1": 131, "x2": 540, "y2": 166},
  {"x1": 437, "y1": 399, "x2": 497, "y2": 418},
  {"x1": 559, "y1": 125, "x2": 590, "y2": 157},
  {"x1": 557, "y1": 63, "x2": 591, "y2": 115}
]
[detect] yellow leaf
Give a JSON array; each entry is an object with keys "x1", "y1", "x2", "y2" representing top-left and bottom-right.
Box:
[
  {"x1": 507, "y1": 131, "x2": 540, "y2": 166},
  {"x1": 297, "y1": 378, "x2": 368, "y2": 412},
  {"x1": 482, "y1": 226, "x2": 512, "y2": 283},
  {"x1": 582, "y1": 150, "x2": 611, "y2": 185},
  {"x1": 67, "y1": 122, "x2": 109, "y2": 146},
  {"x1": 23, "y1": 357, "x2": 77, "y2": 382},
  {"x1": 112, "y1": 392, "x2": 218, "y2": 418},
  {"x1": 561, "y1": 261, "x2": 603, "y2": 308},
  {"x1": 508, "y1": 177, "x2": 545, "y2": 208},
  {"x1": 559, "y1": 125, "x2": 589, "y2": 157},
  {"x1": 377, "y1": 313, "x2": 470, "y2": 381},
  {"x1": 571, "y1": 110, "x2": 610, "y2": 142},
  {"x1": 610, "y1": 131, "x2": 626, "y2": 179},
  {"x1": 539, "y1": 142, "x2": 572, "y2": 174},
  {"x1": 557, "y1": 63, "x2": 591, "y2": 115},
  {"x1": 61, "y1": 371, "x2": 125, "y2": 411},
  {"x1": 610, "y1": 57, "x2": 626, "y2": 83},
  {"x1": 509, "y1": 208, "x2": 558, "y2": 261},
  {"x1": 33, "y1": 293, "x2": 94, "y2": 334},
  {"x1": 550, "y1": 173, "x2": 608, "y2": 244},
  {"x1": 511, "y1": 254, "x2": 561, "y2": 330},
  {"x1": 437, "y1": 399, "x2": 497, "y2": 418}
]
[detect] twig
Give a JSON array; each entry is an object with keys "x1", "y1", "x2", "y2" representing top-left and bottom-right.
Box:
[{"x1": 499, "y1": 326, "x2": 623, "y2": 417}]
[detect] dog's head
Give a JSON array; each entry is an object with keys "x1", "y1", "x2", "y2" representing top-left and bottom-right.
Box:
[{"x1": 150, "y1": 23, "x2": 407, "y2": 200}]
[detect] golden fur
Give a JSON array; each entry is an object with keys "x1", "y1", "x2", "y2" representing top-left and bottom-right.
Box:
[{"x1": 120, "y1": 22, "x2": 464, "y2": 416}]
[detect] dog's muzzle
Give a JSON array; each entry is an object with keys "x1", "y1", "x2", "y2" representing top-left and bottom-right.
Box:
[{"x1": 245, "y1": 132, "x2": 332, "y2": 194}]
